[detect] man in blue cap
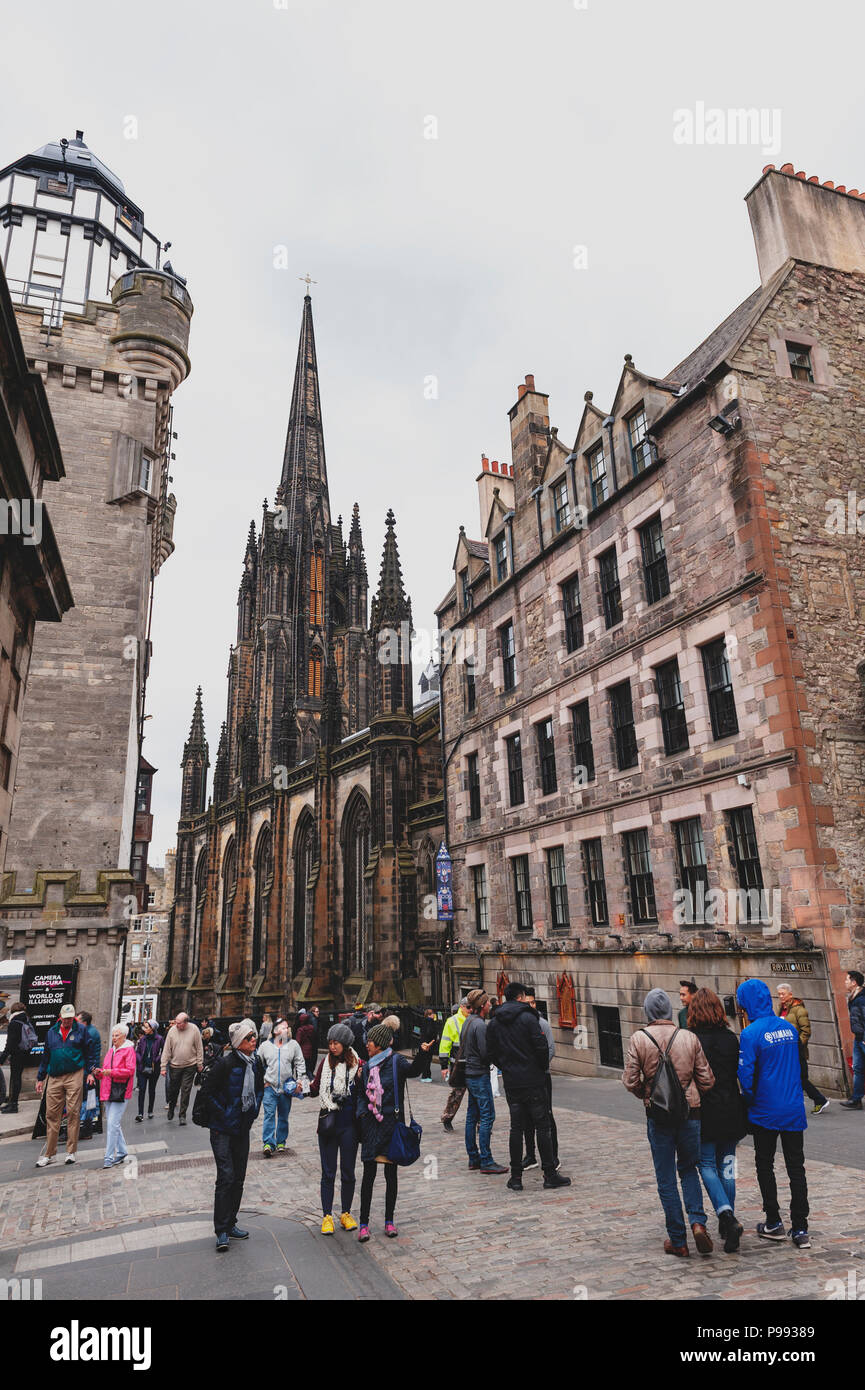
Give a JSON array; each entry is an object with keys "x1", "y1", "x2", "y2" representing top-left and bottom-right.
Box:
[{"x1": 737, "y1": 978, "x2": 810, "y2": 1249}]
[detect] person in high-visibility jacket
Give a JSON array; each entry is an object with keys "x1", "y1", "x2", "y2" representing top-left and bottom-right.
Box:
[{"x1": 440, "y1": 999, "x2": 471, "y2": 1131}]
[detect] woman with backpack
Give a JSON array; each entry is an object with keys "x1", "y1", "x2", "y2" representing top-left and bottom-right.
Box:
[
  {"x1": 0, "y1": 1002, "x2": 36, "y2": 1113},
  {"x1": 134, "y1": 1020, "x2": 163, "y2": 1122},
  {"x1": 355, "y1": 1023, "x2": 436, "y2": 1243},
  {"x1": 687, "y1": 987, "x2": 746, "y2": 1253},
  {"x1": 306, "y1": 1023, "x2": 362, "y2": 1234},
  {"x1": 623, "y1": 988, "x2": 716, "y2": 1257}
]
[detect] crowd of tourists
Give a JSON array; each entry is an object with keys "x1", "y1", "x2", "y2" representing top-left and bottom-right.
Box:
[{"x1": 1, "y1": 968, "x2": 862, "y2": 1256}]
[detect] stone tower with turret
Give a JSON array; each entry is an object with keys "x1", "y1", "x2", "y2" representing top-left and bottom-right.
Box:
[{"x1": 0, "y1": 131, "x2": 192, "y2": 1040}]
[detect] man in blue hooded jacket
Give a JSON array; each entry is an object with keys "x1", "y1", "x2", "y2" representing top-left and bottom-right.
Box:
[{"x1": 736, "y1": 979, "x2": 810, "y2": 1249}]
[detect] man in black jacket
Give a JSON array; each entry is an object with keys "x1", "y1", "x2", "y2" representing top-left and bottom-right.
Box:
[
  {"x1": 0, "y1": 1002, "x2": 34, "y2": 1112},
  {"x1": 201, "y1": 1018, "x2": 265, "y2": 1252},
  {"x1": 841, "y1": 970, "x2": 865, "y2": 1110},
  {"x1": 486, "y1": 983, "x2": 571, "y2": 1193}
]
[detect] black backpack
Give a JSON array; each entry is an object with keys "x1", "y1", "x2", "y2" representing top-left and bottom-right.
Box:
[{"x1": 641, "y1": 1027, "x2": 690, "y2": 1128}]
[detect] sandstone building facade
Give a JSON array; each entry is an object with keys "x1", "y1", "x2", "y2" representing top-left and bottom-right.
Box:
[
  {"x1": 0, "y1": 133, "x2": 192, "y2": 1039},
  {"x1": 437, "y1": 165, "x2": 865, "y2": 1093},
  {"x1": 163, "y1": 296, "x2": 444, "y2": 1020}
]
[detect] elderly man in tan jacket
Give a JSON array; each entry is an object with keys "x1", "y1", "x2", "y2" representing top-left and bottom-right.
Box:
[
  {"x1": 160, "y1": 1013, "x2": 204, "y2": 1125},
  {"x1": 623, "y1": 987, "x2": 715, "y2": 1257}
]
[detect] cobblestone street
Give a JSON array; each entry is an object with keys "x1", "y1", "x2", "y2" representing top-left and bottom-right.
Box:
[{"x1": 2, "y1": 1075, "x2": 862, "y2": 1301}]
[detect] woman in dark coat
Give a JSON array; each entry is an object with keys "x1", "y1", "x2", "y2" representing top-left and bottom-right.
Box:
[
  {"x1": 355, "y1": 1023, "x2": 435, "y2": 1242},
  {"x1": 295, "y1": 1013, "x2": 315, "y2": 1077},
  {"x1": 688, "y1": 987, "x2": 746, "y2": 1252},
  {"x1": 134, "y1": 1020, "x2": 163, "y2": 1121}
]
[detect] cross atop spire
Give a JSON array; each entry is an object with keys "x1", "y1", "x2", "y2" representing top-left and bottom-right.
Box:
[{"x1": 298, "y1": 272, "x2": 317, "y2": 294}]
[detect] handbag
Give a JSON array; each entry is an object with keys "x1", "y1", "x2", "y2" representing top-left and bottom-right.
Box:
[
  {"x1": 106, "y1": 1050, "x2": 128, "y2": 1103},
  {"x1": 448, "y1": 1033, "x2": 466, "y2": 1089},
  {"x1": 386, "y1": 1056, "x2": 422, "y2": 1166}
]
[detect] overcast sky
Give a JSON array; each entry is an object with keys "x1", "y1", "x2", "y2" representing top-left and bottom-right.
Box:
[{"x1": 2, "y1": 0, "x2": 861, "y2": 861}]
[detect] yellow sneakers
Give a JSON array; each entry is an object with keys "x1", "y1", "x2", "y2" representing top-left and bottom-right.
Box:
[
  {"x1": 321, "y1": 1214, "x2": 336, "y2": 1235},
  {"x1": 339, "y1": 1212, "x2": 358, "y2": 1232}
]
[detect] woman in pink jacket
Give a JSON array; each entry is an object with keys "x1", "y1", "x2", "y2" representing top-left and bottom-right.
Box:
[{"x1": 95, "y1": 1024, "x2": 137, "y2": 1169}]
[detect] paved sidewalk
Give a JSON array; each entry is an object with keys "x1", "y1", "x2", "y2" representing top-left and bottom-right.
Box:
[{"x1": 0, "y1": 1075, "x2": 862, "y2": 1300}]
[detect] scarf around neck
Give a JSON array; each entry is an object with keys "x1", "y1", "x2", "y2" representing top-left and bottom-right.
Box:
[
  {"x1": 365, "y1": 1047, "x2": 393, "y2": 1123},
  {"x1": 320, "y1": 1057, "x2": 359, "y2": 1112},
  {"x1": 233, "y1": 1048, "x2": 256, "y2": 1111}
]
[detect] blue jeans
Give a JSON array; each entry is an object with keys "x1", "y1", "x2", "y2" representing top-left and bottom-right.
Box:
[
  {"x1": 465, "y1": 1073, "x2": 496, "y2": 1167},
  {"x1": 646, "y1": 1113, "x2": 707, "y2": 1246},
  {"x1": 698, "y1": 1138, "x2": 738, "y2": 1216},
  {"x1": 104, "y1": 1100, "x2": 129, "y2": 1164},
  {"x1": 262, "y1": 1087, "x2": 292, "y2": 1148},
  {"x1": 318, "y1": 1122, "x2": 358, "y2": 1216},
  {"x1": 852, "y1": 1039, "x2": 865, "y2": 1102}
]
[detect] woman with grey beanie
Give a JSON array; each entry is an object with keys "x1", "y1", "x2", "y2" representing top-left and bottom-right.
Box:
[{"x1": 305, "y1": 1023, "x2": 362, "y2": 1235}]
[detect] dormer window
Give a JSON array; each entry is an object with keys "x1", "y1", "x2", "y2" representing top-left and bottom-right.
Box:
[
  {"x1": 626, "y1": 406, "x2": 653, "y2": 475},
  {"x1": 494, "y1": 532, "x2": 508, "y2": 582},
  {"x1": 587, "y1": 442, "x2": 609, "y2": 508},
  {"x1": 787, "y1": 343, "x2": 814, "y2": 383},
  {"x1": 552, "y1": 476, "x2": 571, "y2": 532}
]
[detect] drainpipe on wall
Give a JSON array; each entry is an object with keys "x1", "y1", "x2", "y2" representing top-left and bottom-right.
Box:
[{"x1": 531, "y1": 486, "x2": 544, "y2": 552}]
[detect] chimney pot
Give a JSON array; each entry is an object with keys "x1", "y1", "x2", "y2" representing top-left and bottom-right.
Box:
[
  {"x1": 481, "y1": 455, "x2": 489, "y2": 471},
  {"x1": 807, "y1": 175, "x2": 819, "y2": 184},
  {"x1": 795, "y1": 170, "x2": 806, "y2": 179},
  {"x1": 491, "y1": 459, "x2": 499, "y2": 474},
  {"x1": 517, "y1": 384, "x2": 527, "y2": 400},
  {"x1": 836, "y1": 185, "x2": 847, "y2": 194},
  {"x1": 525, "y1": 374, "x2": 535, "y2": 390},
  {"x1": 780, "y1": 162, "x2": 794, "y2": 174},
  {"x1": 762, "y1": 164, "x2": 776, "y2": 174},
  {"x1": 823, "y1": 180, "x2": 835, "y2": 190},
  {"x1": 849, "y1": 189, "x2": 860, "y2": 197}
]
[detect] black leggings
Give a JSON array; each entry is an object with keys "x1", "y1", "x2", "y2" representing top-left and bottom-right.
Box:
[
  {"x1": 359, "y1": 1160, "x2": 398, "y2": 1225},
  {"x1": 137, "y1": 1072, "x2": 158, "y2": 1115}
]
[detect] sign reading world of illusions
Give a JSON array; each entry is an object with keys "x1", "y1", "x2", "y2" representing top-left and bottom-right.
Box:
[
  {"x1": 21, "y1": 963, "x2": 79, "y2": 1059},
  {"x1": 436, "y1": 841, "x2": 454, "y2": 921}
]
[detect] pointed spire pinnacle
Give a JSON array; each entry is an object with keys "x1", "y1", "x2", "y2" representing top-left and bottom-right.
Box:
[
  {"x1": 213, "y1": 721, "x2": 229, "y2": 805},
  {"x1": 280, "y1": 294, "x2": 326, "y2": 510},
  {"x1": 370, "y1": 509, "x2": 411, "y2": 629},
  {"x1": 319, "y1": 624, "x2": 343, "y2": 747},
  {"x1": 183, "y1": 687, "x2": 208, "y2": 761},
  {"x1": 244, "y1": 519, "x2": 256, "y2": 559}
]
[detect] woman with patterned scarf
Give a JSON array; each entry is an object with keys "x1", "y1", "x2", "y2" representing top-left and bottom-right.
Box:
[
  {"x1": 306, "y1": 1023, "x2": 362, "y2": 1235},
  {"x1": 355, "y1": 1022, "x2": 436, "y2": 1242}
]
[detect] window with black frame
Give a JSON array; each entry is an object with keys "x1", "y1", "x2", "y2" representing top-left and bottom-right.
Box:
[
  {"x1": 466, "y1": 752, "x2": 481, "y2": 821},
  {"x1": 787, "y1": 343, "x2": 814, "y2": 382},
  {"x1": 639, "y1": 515, "x2": 670, "y2": 604},
  {"x1": 587, "y1": 441, "x2": 609, "y2": 508},
  {"x1": 571, "y1": 699, "x2": 595, "y2": 783},
  {"x1": 726, "y1": 806, "x2": 765, "y2": 920},
  {"x1": 623, "y1": 828, "x2": 657, "y2": 924},
  {"x1": 506, "y1": 732, "x2": 524, "y2": 805},
  {"x1": 512, "y1": 854, "x2": 533, "y2": 931},
  {"x1": 609, "y1": 680, "x2": 638, "y2": 770},
  {"x1": 494, "y1": 532, "x2": 508, "y2": 582},
  {"x1": 562, "y1": 574, "x2": 584, "y2": 653},
  {"x1": 581, "y1": 838, "x2": 608, "y2": 925},
  {"x1": 673, "y1": 817, "x2": 708, "y2": 917},
  {"x1": 546, "y1": 846, "x2": 570, "y2": 931},
  {"x1": 536, "y1": 717, "x2": 558, "y2": 795},
  {"x1": 500, "y1": 620, "x2": 516, "y2": 691},
  {"x1": 472, "y1": 864, "x2": 489, "y2": 934},
  {"x1": 599, "y1": 547, "x2": 623, "y2": 628},
  {"x1": 655, "y1": 657, "x2": 689, "y2": 754},
  {"x1": 460, "y1": 568, "x2": 471, "y2": 611},
  {"x1": 552, "y1": 476, "x2": 571, "y2": 532},
  {"x1": 701, "y1": 637, "x2": 738, "y2": 739},
  {"x1": 626, "y1": 405, "x2": 654, "y2": 475},
  {"x1": 465, "y1": 655, "x2": 476, "y2": 713}
]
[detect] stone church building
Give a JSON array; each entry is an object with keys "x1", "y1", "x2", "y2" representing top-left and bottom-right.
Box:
[{"x1": 163, "y1": 296, "x2": 444, "y2": 1019}]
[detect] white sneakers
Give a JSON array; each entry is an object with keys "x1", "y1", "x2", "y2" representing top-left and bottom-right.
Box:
[
  {"x1": 64, "y1": 1153, "x2": 77, "y2": 1164},
  {"x1": 35, "y1": 1155, "x2": 56, "y2": 1167}
]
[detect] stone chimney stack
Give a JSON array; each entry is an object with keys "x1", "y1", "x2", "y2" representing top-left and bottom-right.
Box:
[
  {"x1": 476, "y1": 454, "x2": 515, "y2": 534},
  {"x1": 507, "y1": 374, "x2": 550, "y2": 514},
  {"x1": 746, "y1": 164, "x2": 865, "y2": 285}
]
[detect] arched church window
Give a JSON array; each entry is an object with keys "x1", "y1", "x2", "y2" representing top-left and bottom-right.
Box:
[
  {"x1": 292, "y1": 813, "x2": 315, "y2": 975},
  {"x1": 219, "y1": 839, "x2": 236, "y2": 976},
  {"x1": 189, "y1": 849, "x2": 207, "y2": 979},
  {"x1": 308, "y1": 652, "x2": 322, "y2": 699},
  {"x1": 309, "y1": 549, "x2": 324, "y2": 626},
  {"x1": 252, "y1": 825, "x2": 273, "y2": 975},
  {"x1": 342, "y1": 790, "x2": 371, "y2": 975}
]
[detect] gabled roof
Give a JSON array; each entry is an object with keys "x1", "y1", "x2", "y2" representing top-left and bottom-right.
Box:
[{"x1": 661, "y1": 263, "x2": 793, "y2": 393}]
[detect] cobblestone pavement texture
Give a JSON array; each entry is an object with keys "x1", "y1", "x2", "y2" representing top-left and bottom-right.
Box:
[{"x1": 1, "y1": 1075, "x2": 862, "y2": 1300}]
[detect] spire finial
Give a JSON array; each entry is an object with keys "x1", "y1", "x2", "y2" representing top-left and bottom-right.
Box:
[{"x1": 299, "y1": 272, "x2": 317, "y2": 295}]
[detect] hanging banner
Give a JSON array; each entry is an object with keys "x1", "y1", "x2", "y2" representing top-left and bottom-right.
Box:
[{"x1": 435, "y1": 841, "x2": 454, "y2": 921}]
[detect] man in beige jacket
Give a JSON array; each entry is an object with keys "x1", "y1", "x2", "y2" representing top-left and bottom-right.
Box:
[
  {"x1": 160, "y1": 1013, "x2": 204, "y2": 1125},
  {"x1": 623, "y1": 988, "x2": 715, "y2": 1257}
]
